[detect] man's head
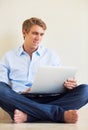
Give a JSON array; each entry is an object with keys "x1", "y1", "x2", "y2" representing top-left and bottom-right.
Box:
[
  {"x1": 22, "y1": 17, "x2": 47, "y2": 53},
  {"x1": 22, "y1": 17, "x2": 47, "y2": 34}
]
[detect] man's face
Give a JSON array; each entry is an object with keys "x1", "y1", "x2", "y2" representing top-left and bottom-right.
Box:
[{"x1": 23, "y1": 25, "x2": 45, "y2": 50}]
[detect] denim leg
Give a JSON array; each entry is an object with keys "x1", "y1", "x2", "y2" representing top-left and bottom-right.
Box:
[
  {"x1": 1, "y1": 82, "x2": 87, "y2": 123},
  {"x1": 0, "y1": 101, "x2": 14, "y2": 120},
  {"x1": 49, "y1": 84, "x2": 88, "y2": 110},
  {"x1": 0, "y1": 82, "x2": 64, "y2": 122}
]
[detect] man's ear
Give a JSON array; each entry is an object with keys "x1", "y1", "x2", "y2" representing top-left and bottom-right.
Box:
[
  {"x1": 22, "y1": 30, "x2": 27, "y2": 39},
  {"x1": 22, "y1": 30, "x2": 26, "y2": 37}
]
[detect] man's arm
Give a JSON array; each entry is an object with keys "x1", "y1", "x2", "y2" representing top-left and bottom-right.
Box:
[{"x1": 0, "y1": 55, "x2": 10, "y2": 85}]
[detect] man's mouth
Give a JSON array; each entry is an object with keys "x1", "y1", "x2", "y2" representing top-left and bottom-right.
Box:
[{"x1": 33, "y1": 41, "x2": 39, "y2": 45}]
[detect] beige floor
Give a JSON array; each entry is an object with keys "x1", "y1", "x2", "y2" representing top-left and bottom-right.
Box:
[{"x1": 0, "y1": 105, "x2": 88, "y2": 130}]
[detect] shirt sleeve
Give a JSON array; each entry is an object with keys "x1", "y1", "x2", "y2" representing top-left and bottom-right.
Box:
[
  {"x1": 49, "y1": 50, "x2": 62, "y2": 67},
  {"x1": 53, "y1": 53, "x2": 62, "y2": 66},
  {"x1": 0, "y1": 54, "x2": 10, "y2": 84}
]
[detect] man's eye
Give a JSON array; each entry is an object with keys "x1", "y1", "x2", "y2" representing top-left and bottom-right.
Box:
[
  {"x1": 32, "y1": 32, "x2": 38, "y2": 35},
  {"x1": 41, "y1": 33, "x2": 44, "y2": 36}
]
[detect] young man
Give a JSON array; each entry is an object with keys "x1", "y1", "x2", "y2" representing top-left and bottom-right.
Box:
[{"x1": 0, "y1": 17, "x2": 88, "y2": 123}]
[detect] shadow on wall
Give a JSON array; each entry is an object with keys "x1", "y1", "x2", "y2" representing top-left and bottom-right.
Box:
[{"x1": 0, "y1": 34, "x2": 17, "y2": 58}]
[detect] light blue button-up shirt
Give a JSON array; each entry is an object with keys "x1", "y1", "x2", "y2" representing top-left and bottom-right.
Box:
[{"x1": 0, "y1": 45, "x2": 61, "y2": 93}]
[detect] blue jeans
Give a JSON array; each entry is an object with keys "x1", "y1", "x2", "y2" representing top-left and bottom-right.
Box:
[{"x1": 0, "y1": 82, "x2": 88, "y2": 123}]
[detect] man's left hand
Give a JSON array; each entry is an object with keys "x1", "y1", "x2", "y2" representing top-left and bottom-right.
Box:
[{"x1": 64, "y1": 78, "x2": 77, "y2": 90}]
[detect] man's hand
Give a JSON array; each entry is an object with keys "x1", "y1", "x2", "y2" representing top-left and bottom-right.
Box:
[
  {"x1": 22, "y1": 87, "x2": 31, "y2": 94},
  {"x1": 64, "y1": 78, "x2": 77, "y2": 90}
]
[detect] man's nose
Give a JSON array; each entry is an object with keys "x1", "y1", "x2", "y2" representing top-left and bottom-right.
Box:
[{"x1": 36, "y1": 34, "x2": 41, "y2": 40}]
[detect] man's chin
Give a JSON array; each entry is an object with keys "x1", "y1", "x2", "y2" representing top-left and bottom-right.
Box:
[
  {"x1": 32, "y1": 46, "x2": 39, "y2": 51},
  {"x1": 34, "y1": 44, "x2": 39, "y2": 48}
]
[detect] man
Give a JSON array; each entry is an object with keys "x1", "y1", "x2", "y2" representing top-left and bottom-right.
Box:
[{"x1": 0, "y1": 17, "x2": 88, "y2": 123}]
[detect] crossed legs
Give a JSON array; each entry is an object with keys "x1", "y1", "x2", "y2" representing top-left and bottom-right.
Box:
[{"x1": 0, "y1": 82, "x2": 88, "y2": 123}]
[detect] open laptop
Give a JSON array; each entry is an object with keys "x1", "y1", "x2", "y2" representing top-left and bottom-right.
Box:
[{"x1": 29, "y1": 66, "x2": 77, "y2": 94}]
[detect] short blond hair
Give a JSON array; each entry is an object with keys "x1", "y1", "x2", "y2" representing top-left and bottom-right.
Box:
[{"x1": 22, "y1": 17, "x2": 47, "y2": 33}]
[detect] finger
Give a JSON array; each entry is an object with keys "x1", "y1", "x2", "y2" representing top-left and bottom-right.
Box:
[{"x1": 67, "y1": 78, "x2": 77, "y2": 83}]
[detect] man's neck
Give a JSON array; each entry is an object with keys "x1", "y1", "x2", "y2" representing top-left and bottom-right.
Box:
[{"x1": 23, "y1": 44, "x2": 37, "y2": 59}]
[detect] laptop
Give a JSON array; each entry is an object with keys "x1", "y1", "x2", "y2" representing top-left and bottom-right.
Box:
[{"x1": 29, "y1": 66, "x2": 77, "y2": 94}]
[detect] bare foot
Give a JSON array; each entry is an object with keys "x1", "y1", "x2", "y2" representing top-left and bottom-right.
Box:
[
  {"x1": 64, "y1": 110, "x2": 78, "y2": 123},
  {"x1": 14, "y1": 109, "x2": 27, "y2": 123}
]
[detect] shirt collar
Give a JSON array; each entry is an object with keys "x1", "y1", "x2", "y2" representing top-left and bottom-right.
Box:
[{"x1": 17, "y1": 45, "x2": 42, "y2": 56}]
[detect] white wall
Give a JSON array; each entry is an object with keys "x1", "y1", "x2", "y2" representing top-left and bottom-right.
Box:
[{"x1": 0, "y1": 0, "x2": 88, "y2": 84}]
